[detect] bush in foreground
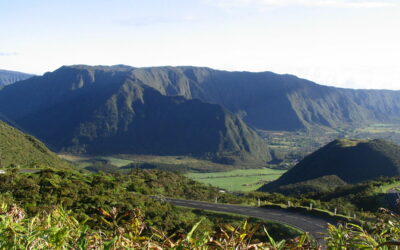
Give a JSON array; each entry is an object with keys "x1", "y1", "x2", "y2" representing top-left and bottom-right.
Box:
[{"x1": 1, "y1": 204, "x2": 400, "y2": 249}]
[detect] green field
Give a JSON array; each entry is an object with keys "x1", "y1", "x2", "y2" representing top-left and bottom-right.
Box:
[
  {"x1": 185, "y1": 168, "x2": 286, "y2": 192},
  {"x1": 59, "y1": 154, "x2": 285, "y2": 192},
  {"x1": 101, "y1": 156, "x2": 133, "y2": 167},
  {"x1": 59, "y1": 154, "x2": 263, "y2": 172}
]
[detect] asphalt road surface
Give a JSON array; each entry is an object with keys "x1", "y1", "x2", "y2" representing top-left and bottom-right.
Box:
[
  {"x1": 387, "y1": 188, "x2": 400, "y2": 213},
  {"x1": 166, "y1": 198, "x2": 336, "y2": 247}
]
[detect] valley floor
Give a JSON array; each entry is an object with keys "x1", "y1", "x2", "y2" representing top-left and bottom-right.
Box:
[{"x1": 185, "y1": 168, "x2": 285, "y2": 192}]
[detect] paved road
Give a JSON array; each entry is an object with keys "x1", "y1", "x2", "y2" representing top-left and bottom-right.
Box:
[
  {"x1": 387, "y1": 188, "x2": 400, "y2": 213},
  {"x1": 166, "y1": 198, "x2": 336, "y2": 247}
]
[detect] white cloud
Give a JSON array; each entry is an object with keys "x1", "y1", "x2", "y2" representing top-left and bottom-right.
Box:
[{"x1": 211, "y1": 0, "x2": 395, "y2": 8}]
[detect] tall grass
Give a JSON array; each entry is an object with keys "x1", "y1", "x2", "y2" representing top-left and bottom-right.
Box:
[{"x1": 1, "y1": 203, "x2": 399, "y2": 249}]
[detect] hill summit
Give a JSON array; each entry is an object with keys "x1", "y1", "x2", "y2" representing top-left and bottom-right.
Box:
[{"x1": 259, "y1": 139, "x2": 400, "y2": 192}]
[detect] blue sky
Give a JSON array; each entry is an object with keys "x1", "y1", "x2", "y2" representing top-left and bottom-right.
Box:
[{"x1": 0, "y1": 0, "x2": 399, "y2": 89}]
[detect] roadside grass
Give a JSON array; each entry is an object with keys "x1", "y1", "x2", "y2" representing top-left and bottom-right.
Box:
[
  {"x1": 379, "y1": 181, "x2": 400, "y2": 193},
  {"x1": 190, "y1": 209, "x2": 303, "y2": 240},
  {"x1": 186, "y1": 168, "x2": 286, "y2": 192},
  {"x1": 261, "y1": 202, "x2": 359, "y2": 223}
]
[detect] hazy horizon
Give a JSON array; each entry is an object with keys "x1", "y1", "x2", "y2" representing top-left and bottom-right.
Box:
[{"x1": 1, "y1": 0, "x2": 399, "y2": 90}]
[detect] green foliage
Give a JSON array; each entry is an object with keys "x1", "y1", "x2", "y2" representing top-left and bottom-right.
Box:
[
  {"x1": 3, "y1": 202, "x2": 399, "y2": 249},
  {"x1": 273, "y1": 175, "x2": 348, "y2": 195},
  {"x1": 0, "y1": 203, "x2": 311, "y2": 249},
  {"x1": 0, "y1": 168, "x2": 304, "y2": 248},
  {"x1": 0, "y1": 168, "x2": 250, "y2": 234},
  {"x1": 326, "y1": 208, "x2": 400, "y2": 249}
]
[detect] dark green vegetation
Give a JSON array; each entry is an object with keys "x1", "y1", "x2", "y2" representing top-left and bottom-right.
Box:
[
  {"x1": 0, "y1": 69, "x2": 33, "y2": 87},
  {"x1": 0, "y1": 121, "x2": 71, "y2": 169},
  {"x1": 0, "y1": 203, "x2": 312, "y2": 249},
  {"x1": 260, "y1": 139, "x2": 400, "y2": 192},
  {"x1": 270, "y1": 175, "x2": 348, "y2": 195},
  {"x1": 1, "y1": 173, "x2": 400, "y2": 249},
  {"x1": 0, "y1": 168, "x2": 226, "y2": 214},
  {"x1": 0, "y1": 65, "x2": 270, "y2": 165},
  {"x1": 0, "y1": 169, "x2": 300, "y2": 246},
  {"x1": 2, "y1": 204, "x2": 400, "y2": 249}
]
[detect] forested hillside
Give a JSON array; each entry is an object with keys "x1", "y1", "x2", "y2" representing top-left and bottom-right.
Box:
[{"x1": 260, "y1": 139, "x2": 400, "y2": 192}]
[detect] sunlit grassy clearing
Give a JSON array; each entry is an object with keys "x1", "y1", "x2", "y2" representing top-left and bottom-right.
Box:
[
  {"x1": 379, "y1": 181, "x2": 400, "y2": 193},
  {"x1": 186, "y1": 168, "x2": 286, "y2": 192},
  {"x1": 101, "y1": 157, "x2": 133, "y2": 167}
]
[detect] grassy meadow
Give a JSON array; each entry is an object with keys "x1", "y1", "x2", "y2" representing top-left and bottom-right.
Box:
[
  {"x1": 59, "y1": 153, "x2": 265, "y2": 172},
  {"x1": 59, "y1": 154, "x2": 285, "y2": 192},
  {"x1": 186, "y1": 168, "x2": 286, "y2": 192}
]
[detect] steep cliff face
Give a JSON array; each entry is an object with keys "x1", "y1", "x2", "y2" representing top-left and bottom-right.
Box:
[
  {"x1": 126, "y1": 66, "x2": 400, "y2": 130},
  {"x1": 0, "y1": 66, "x2": 270, "y2": 164}
]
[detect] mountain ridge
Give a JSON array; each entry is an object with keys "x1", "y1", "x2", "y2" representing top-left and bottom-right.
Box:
[
  {"x1": 0, "y1": 66, "x2": 270, "y2": 164},
  {"x1": 122, "y1": 66, "x2": 400, "y2": 131},
  {"x1": 0, "y1": 69, "x2": 34, "y2": 87},
  {"x1": 2, "y1": 65, "x2": 400, "y2": 164}
]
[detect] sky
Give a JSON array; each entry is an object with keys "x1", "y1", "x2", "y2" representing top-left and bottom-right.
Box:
[{"x1": 0, "y1": 0, "x2": 399, "y2": 90}]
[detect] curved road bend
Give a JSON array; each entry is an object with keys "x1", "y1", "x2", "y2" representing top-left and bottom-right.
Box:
[{"x1": 166, "y1": 198, "x2": 336, "y2": 247}]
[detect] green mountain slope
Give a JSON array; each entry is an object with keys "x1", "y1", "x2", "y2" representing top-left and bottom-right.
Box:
[
  {"x1": 0, "y1": 69, "x2": 34, "y2": 87},
  {"x1": 259, "y1": 139, "x2": 400, "y2": 192},
  {"x1": 0, "y1": 66, "x2": 270, "y2": 164},
  {"x1": 0, "y1": 122, "x2": 71, "y2": 169}
]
